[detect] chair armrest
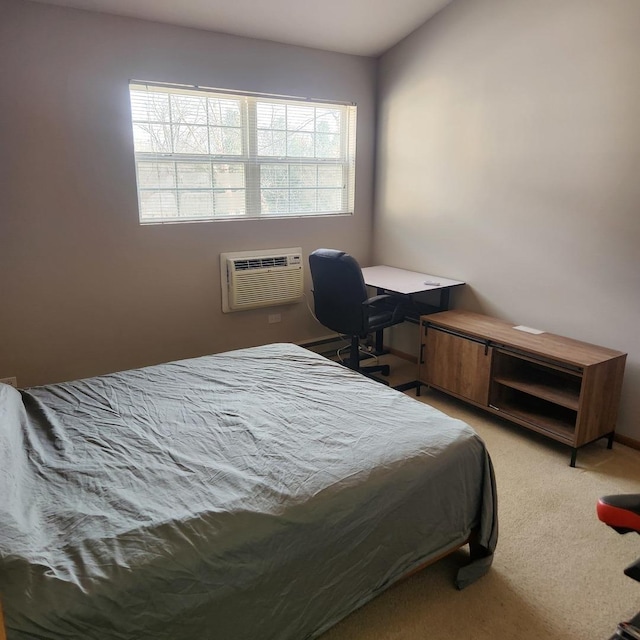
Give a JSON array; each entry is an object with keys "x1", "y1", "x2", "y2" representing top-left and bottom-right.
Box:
[
  {"x1": 362, "y1": 294, "x2": 395, "y2": 306},
  {"x1": 363, "y1": 294, "x2": 405, "y2": 325}
]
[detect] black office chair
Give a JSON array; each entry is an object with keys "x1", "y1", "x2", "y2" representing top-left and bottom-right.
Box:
[{"x1": 309, "y1": 248, "x2": 404, "y2": 382}]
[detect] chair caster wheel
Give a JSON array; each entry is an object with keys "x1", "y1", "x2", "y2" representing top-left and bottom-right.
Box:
[{"x1": 380, "y1": 365, "x2": 390, "y2": 376}]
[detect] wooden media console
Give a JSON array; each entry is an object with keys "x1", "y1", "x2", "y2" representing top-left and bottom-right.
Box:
[{"x1": 418, "y1": 310, "x2": 627, "y2": 466}]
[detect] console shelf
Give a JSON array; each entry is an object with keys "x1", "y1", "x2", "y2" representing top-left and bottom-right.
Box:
[
  {"x1": 418, "y1": 310, "x2": 626, "y2": 467},
  {"x1": 492, "y1": 376, "x2": 580, "y2": 411},
  {"x1": 489, "y1": 399, "x2": 576, "y2": 443}
]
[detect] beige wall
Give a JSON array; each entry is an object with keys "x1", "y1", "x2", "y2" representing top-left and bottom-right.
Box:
[
  {"x1": 0, "y1": 0, "x2": 377, "y2": 386},
  {"x1": 376, "y1": 0, "x2": 640, "y2": 439}
]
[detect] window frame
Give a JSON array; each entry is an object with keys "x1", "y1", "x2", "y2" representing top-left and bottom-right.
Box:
[{"x1": 129, "y1": 81, "x2": 357, "y2": 224}]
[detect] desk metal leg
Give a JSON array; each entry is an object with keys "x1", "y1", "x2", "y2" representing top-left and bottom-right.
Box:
[
  {"x1": 370, "y1": 283, "x2": 455, "y2": 354},
  {"x1": 373, "y1": 287, "x2": 386, "y2": 354},
  {"x1": 374, "y1": 327, "x2": 384, "y2": 354},
  {"x1": 440, "y1": 288, "x2": 451, "y2": 311}
]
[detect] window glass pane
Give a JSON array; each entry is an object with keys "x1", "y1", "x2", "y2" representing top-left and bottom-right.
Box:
[
  {"x1": 207, "y1": 98, "x2": 241, "y2": 127},
  {"x1": 317, "y1": 189, "x2": 343, "y2": 212},
  {"x1": 287, "y1": 132, "x2": 314, "y2": 157},
  {"x1": 130, "y1": 90, "x2": 170, "y2": 122},
  {"x1": 318, "y1": 165, "x2": 343, "y2": 187},
  {"x1": 257, "y1": 103, "x2": 286, "y2": 130},
  {"x1": 290, "y1": 165, "x2": 317, "y2": 188},
  {"x1": 176, "y1": 162, "x2": 212, "y2": 188},
  {"x1": 139, "y1": 190, "x2": 178, "y2": 219},
  {"x1": 213, "y1": 164, "x2": 245, "y2": 189},
  {"x1": 170, "y1": 94, "x2": 208, "y2": 124},
  {"x1": 260, "y1": 164, "x2": 288, "y2": 188},
  {"x1": 316, "y1": 108, "x2": 341, "y2": 134},
  {"x1": 316, "y1": 133, "x2": 341, "y2": 158},
  {"x1": 287, "y1": 105, "x2": 315, "y2": 132},
  {"x1": 173, "y1": 125, "x2": 209, "y2": 154},
  {"x1": 137, "y1": 161, "x2": 176, "y2": 188},
  {"x1": 214, "y1": 190, "x2": 246, "y2": 216},
  {"x1": 261, "y1": 189, "x2": 289, "y2": 214},
  {"x1": 258, "y1": 130, "x2": 286, "y2": 156},
  {"x1": 133, "y1": 124, "x2": 172, "y2": 153},
  {"x1": 178, "y1": 191, "x2": 213, "y2": 218},
  {"x1": 209, "y1": 127, "x2": 242, "y2": 155},
  {"x1": 290, "y1": 189, "x2": 316, "y2": 213}
]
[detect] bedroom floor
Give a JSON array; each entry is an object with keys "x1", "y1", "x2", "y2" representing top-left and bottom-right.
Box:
[
  {"x1": 316, "y1": 350, "x2": 640, "y2": 640},
  {"x1": 311, "y1": 340, "x2": 418, "y2": 387}
]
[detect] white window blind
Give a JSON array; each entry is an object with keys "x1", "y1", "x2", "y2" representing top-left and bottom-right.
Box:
[{"x1": 129, "y1": 82, "x2": 357, "y2": 224}]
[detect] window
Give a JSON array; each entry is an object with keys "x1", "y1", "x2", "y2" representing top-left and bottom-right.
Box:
[{"x1": 129, "y1": 82, "x2": 357, "y2": 224}]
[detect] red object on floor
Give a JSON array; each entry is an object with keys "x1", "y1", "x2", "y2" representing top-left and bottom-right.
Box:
[{"x1": 597, "y1": 495, "x2": 640, "y2": 533}]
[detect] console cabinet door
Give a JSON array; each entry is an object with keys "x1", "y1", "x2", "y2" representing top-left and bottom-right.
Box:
[{"x1": 422, "y1": 326, "x2": 492, "y2": 406}]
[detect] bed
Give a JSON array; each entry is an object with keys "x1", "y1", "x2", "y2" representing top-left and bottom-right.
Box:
[{"x1": 0, "y1": 342, "x2": 497, "y2": 640}]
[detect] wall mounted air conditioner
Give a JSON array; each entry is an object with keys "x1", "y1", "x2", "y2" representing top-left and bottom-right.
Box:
[{"x1": 220, "y1": 248, "x2": 304, "y2": 313}]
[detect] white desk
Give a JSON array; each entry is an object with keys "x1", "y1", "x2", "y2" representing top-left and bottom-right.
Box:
[
  {"x1": 361, "y1": 266, "x2": 465, "y2": 296},
  {"x1": 361, "y1": 265, "x2": 466, "y2": 357}
]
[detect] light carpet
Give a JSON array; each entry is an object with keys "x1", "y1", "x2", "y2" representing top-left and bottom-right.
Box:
[{"x1": 320, "y1": 360, "x2": 640, "y2": 640}]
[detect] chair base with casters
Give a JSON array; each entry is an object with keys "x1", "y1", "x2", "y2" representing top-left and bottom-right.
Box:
[
  {"x1": 343, "y1": 334, "x2": 390, "y2": 383},
  {"x1": 597, "y1": 494, "x2": 640, "y2": 639}
]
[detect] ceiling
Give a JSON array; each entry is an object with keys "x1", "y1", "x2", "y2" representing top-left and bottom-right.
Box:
[{"x1": 30, "y1": 0, "x2": 453, "y2": 56}]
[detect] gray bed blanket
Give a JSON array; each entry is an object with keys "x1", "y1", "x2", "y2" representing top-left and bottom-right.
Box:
[{"x1": 0, "y1": 343, "x2": 497, "y2": 639}]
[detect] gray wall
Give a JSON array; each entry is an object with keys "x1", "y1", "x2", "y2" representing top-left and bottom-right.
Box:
[
  {"x1": 376, "y1": 0, "x2": 640, "y2": 439},
  {"x1": 3, "y1": 0, "x2": 639, "y2": 441},
  {"x1": 0, "y1": 0, "x2": 377, "y2": 386}
]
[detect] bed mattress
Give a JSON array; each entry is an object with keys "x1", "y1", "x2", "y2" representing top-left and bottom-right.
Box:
[{"x1": 0, "y1": 343, "x2": 497, "y2": 639}]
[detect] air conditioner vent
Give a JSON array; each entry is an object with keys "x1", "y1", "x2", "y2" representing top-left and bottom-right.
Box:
[
  {"x1": 220, "y1": 248, "x2": 304, "y2": 313},
  {"x1": 233, "y1": 256, "x2": 289, "y2": 271}
]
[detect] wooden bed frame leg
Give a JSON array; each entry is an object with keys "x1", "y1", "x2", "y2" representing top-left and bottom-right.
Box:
[{"x1": 0, "y1": 599, "x2": 7, "y2": 640}]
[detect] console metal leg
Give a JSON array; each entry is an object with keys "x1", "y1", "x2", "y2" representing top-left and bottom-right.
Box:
[
  {"x1": 607, "y1": 432, "x2": 615, "y2": 449},
  {"x1": 570, "y1": 448, "x2": 578, "y2": 468}
]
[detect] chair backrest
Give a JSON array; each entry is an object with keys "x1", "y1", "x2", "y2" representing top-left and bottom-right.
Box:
[{"x1": 309, "y1": 248, "x2": 368, "y2": 336}]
